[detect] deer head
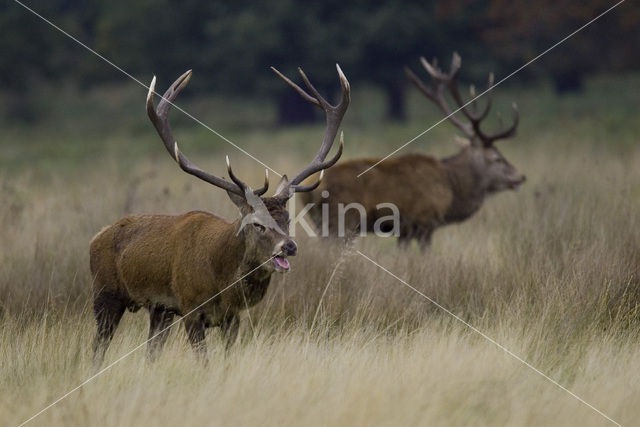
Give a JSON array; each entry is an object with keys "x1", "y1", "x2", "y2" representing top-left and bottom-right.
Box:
[
  {"x1": 406, "y1": 53, "x2": 525, "y2": 194},
  {"x1": 146, "y1": 66, "x2": 350, "y2": 272}
]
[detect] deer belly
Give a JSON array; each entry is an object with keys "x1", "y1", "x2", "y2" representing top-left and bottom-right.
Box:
[{"x1": 116, "y1": 247, "x2": 175, "y2": 309}]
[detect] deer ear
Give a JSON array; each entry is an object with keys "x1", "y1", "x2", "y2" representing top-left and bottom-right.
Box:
[
  {"x1": 226, "y1": 190, "x2": 248, "y2": 211},
  {"x1": 273, "y1": 174, "x2": 292, "y2": 199},
  {"x1": 454, "y1": 135, "x2": 472, "y2": 148}
]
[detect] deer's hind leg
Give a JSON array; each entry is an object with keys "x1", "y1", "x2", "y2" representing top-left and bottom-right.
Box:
[
  {"x1": 184, "y1": 314, "x2": 207, "y2": 363},
  {"x1": 92, "y1": 291, "x2": 126, "y2": 370},
  {"x1": 416, "y1": 228, "x2": 434, "y2": 252},
  {"x1": 146, "y1": 306, "x2": 174, "y2": 361},
  {"x1": 397, "y1": 223, "x2": 415, "y2": 249}
]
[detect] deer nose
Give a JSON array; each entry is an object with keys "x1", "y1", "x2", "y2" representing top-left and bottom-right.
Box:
[{"x1": 282, "y1": 240, "x2": 297, "y2": 256}]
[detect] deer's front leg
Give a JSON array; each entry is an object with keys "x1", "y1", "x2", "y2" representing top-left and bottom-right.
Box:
[
  {"x1": 183, "y1": 314, "x2": 207, "y2": 363},
  {"x1": 147, "y1": 305, "x2": 174, "y2": 362},
  {"x1": 417, "y1": 229, "x2": 433, "y2": 252},
  {"x1": 221, "y1": 315, "x2": 240, "y2": 352},
  {"x1": 397, "y1": 220, "x2": 416, "y2": 249}
]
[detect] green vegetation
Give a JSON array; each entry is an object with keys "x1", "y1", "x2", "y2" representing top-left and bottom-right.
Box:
[{"x1": 3, "y1": 1, "x2": 638, "y2": 122}]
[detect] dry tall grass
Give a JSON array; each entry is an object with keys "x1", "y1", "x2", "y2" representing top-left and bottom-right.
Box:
[{"x1": 1, "y1": 79, "x2": 640, "y2": 426}]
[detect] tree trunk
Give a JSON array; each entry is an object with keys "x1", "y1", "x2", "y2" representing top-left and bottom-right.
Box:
[
  {"x1": 385, "y1": 80, "x2": 407, "y2": 121},
  {"x1": 276, "y1": 90, "x2": 316, "y2": 124},
  {"x1": 553, "y1": 68, "x2": 585, "y2": 94}
]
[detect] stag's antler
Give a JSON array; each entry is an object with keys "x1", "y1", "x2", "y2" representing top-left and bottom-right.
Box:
[
  {"x1": 146, "y1": 70, "x2": 269, "y2": 197},
  {"x1": 405, "y1": 52, "x2": 519, "y2": 147},
  {"x1": 271, "y1": 64, "x2": 350, "y2": 195}
]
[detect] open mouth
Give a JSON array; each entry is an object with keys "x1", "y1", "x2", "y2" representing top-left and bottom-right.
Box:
[
  {"x1": 510, "y1": 177, "x2": 526, "y2": 190},
  {"x1": 273, "y1": 255, "x2": 290, "y2": 272}
]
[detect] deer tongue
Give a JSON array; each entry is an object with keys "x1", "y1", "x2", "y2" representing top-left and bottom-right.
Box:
[{"x1": 273, "y1": 256, "x2": 290, "y2": 271}]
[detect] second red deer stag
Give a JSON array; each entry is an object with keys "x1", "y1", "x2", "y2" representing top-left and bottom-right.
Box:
[
  {"x1": 90, "y1": 65, "x2": 349, "y2": 367},
  {"x1": 301, "y1": 53, "x2": 524, "y2": 249}
]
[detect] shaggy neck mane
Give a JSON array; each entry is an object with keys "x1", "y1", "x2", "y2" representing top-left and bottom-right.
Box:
[{"x1": 442, "y1": 151, "x2": 486, "y2": 223}]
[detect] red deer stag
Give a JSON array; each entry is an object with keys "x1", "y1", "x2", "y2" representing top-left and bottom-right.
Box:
[
  {"x1": 90, "y1": 65, "x2": 349, "y2": 367},
  {"x1": 301, "y1": 53, "x2": 524, "y2": 249}
]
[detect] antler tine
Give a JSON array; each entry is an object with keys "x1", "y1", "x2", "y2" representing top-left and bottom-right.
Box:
[
  {"x1": 444, "y1": 57, "x2": 506, "y2": 146},
  {"x1": 335, "y1": 64, "x2": 351, "y2": 112},
  {"x1": 297, "y1": 67, "x2": 330, "y2": 109},
  {"x1": 148, "y1": 71, "x2": 270, "y2": 197},
  {"x1": 450, "y1": 52, "x2": 462, "y2": 78},
  {"x1": 407, "y1": 57, "x2": 473, "y2": 139},
  {"x1": 146, "y1": 71, "x2": 191, "y2": 157},
  {"x1": 459, "y1": 73, "x2": 494, "y2": 124},
  {"x1": 270, "y1": 66, "x2": 319, "y2": 106},
  {"x1": 290, "y1": 131, "x2": 343, "y2": 193},
  {"x1": 482, "y1": 72, "x2": 495, "y2": 119},
  {"x1": 225, "y1": 155, "x2": 248, "y2": 192},
  {"x1": 469, "y1": 84, "x2": 477, "y2": 110},
  {"x1": 254, "y1": 169, "x2": 270, "y2": 196},
  {"x1": 291, "y1": 169, "x2": 324, "y2": 193},
  {"x1": 272, "y1": 64, "x2": 350, "y2": 192},
  {"x1": 483, "y1": 103, "x2": 519, "y2": 145},
  {"x1": 448, "y1": 70, "x2": 518, "y2": 146},
  {"x1": 405, "y1": 66, "x2": 436, "y2": 100},
  {"x1": 420, "y1": 56, "x2": 447, "y2": 82},
  {"x1": 304, "y1": 64, "x2": 350, "y2": 165},
  {"x1": 225, "y1": 155, "x2": 269, "y2": 196},
  {"x1": 411, "y1": 52, "x2": 519, "y2": 147}
]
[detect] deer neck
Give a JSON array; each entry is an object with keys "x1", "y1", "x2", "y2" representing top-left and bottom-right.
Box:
[
  {"x1": 231, "y1": 219, "x2": 274, "y2": 283},
  {"x1": 442, "y1": 152, "x2": 486, "y2": 223},
  {"x1": 207, "y1": 219, "x2": 247, "y2": 275}
]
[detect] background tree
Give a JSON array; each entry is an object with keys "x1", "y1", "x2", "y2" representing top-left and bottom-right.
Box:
[
  {"x1": 351, "y1": 2, "x2": 442, "y2": 121},
  {"x1": 2, "y1": 0, "x2": 639, "y2": 122},
  {"x1": 444, "y1": 0, "x2": 640, "y2": 92}
]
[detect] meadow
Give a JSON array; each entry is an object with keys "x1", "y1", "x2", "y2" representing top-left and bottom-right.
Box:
[{"x1": 1, "y1": 74, "x2": 640, "y2": 426}]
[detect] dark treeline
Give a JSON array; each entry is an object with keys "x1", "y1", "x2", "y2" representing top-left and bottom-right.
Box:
[{"x1": 2, "y1": 0, "x2": 638, "y2": 123}]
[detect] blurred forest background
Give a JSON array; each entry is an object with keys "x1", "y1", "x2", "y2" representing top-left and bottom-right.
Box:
[{"x1": 1, "y1": 0, "x2": 638, "y2": 124}]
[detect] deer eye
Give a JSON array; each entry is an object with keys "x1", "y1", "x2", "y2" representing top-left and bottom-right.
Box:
[{"x1": 253, "y1": 223, "x2": 266, "y2": 232}]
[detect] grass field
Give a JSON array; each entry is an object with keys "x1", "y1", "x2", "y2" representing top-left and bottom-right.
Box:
[{"x1": 1, "y1": 74, "x2": 640, "y2": 426}]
